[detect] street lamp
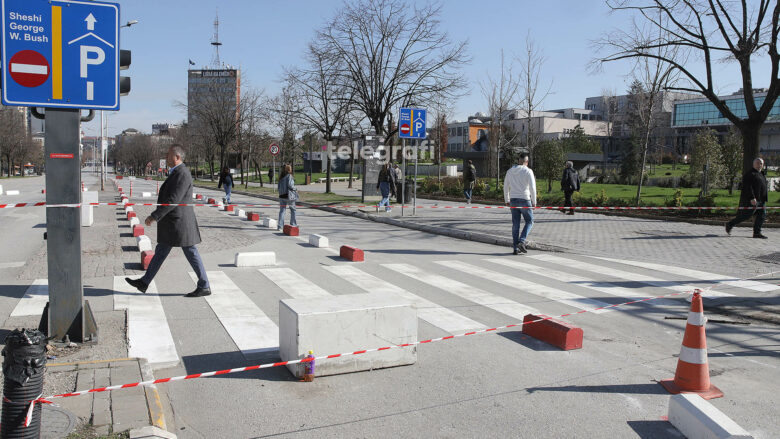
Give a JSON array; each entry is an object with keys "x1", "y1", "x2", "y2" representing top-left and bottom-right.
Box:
[{"x1": 120, "y1": 20, "x2": 139, "y2": 28}]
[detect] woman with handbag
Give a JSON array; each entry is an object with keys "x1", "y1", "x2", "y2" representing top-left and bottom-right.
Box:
[
  {"x1": 277, "y1": 164, "x2": 298, "y2": 230},
  {"x1": 376, "y1": 163, "x2": 396, "y2": 213}
]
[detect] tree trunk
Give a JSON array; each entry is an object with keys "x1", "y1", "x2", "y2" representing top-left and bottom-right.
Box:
[
  {"x1": 325, "y1": 138, "x2": 332, "y2": 194},
  {"x1": 739, "y1": 123, "x2": 761, "y2": 175},
  {"x1": 348, "y1": 142, "x2": 355, "y2": 188}
]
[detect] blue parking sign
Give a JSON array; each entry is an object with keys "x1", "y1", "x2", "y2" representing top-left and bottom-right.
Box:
[
  {"x1": 399, "y1": 107, "x2": 427, "y2": 139},
  {"x1": 1, "y1": 0, "x2": 120, "y2": 109}
]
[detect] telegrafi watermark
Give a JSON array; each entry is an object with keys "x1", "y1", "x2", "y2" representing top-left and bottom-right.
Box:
[{"x1": 324, "y1": 140, "x2": 438, "y2": 163}]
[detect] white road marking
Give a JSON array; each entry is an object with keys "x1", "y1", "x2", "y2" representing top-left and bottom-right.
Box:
[
  {"x1": 10, "y1": 279, "x2": 48, "y2": 316},
  {"x1": 528, "y1": 254, "x2": 735, "y2": 298},
  {"x1": 594, "y1": 256, "x2": 779, "y2": 293},
  {"x1": 383, "y1": 263, "x2": 539, "y2": 321},
  {"x1": 438, "y1": 260, "x2": 612, "y2": 313},
  {"x1": 113, "y1": 277, "x2": 179, "y2": 370},
  {"x1": 190, "y1": 271, "x2": 278, "y2": 355},
  {"x1": 0, "y1": 261, "x2": 25, "y2": 269},
  {"x1": 325, "y1": 265, "x2": 486, "y2": 333},
  {"x1": 258, "y1": 267, "x2": 332, "y2": 299},
  {"x1": 485, "y1": 258, "x2": 681, "y2": 308}
]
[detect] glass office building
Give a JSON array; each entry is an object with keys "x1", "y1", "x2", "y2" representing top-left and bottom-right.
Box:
[{"x1": 673, "y1": 94, "x2": 780, "y2": 127}]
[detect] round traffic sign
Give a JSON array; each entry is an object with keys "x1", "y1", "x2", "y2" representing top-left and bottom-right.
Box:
[
  {"x1": 400, "y1": 124, "x2": 410, "y2": 135},
  {"x1": 269, "y1": 143, "x2": 280, "y2": 156},
  {"x1": 8, "y1": 50, "x2": 50, "y2": 88}
]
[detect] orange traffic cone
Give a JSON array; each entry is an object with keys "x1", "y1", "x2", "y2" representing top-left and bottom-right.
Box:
[{"x1": 660, "y1": 290, "x2": 723, "y2": 399}]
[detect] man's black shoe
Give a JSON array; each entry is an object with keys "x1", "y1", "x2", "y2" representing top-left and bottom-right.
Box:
[
  {"x1": 185, "y1": 287, "x2": 211, "y2": 297},
  {"x1": 725, "y1": 223, "x2": 733, "y2": 235},
  {"x1": 753, "y1": 233, "x2": 768, "y2": 239},
  {"x1": 513, "y1": 248, "x2": 519, "y2": 255},
  {"x1": 519, "y1": 242, "x2": 528, "y2": 253},
  {"x1": 125, "y1": 277, "x2": 148, "y2": 293}
]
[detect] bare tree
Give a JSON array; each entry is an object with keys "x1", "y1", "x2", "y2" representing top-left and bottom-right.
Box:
[
  {"x1": 262, "y1": 84, "x2": 302, "y2": 171},
  {"x1": 481, "y1": 50, "x2": 521, "y2": 186},
  {"x1": 720, "y1": 128, "x2": 743, "y2": 194},
  {"x1": 518, "y1": 35, "x2": 553, "y2": 168},
  {"x1": 319, "y1": 0, "x2": 469, "y2": 144},
  {"x1": 599, "y1": 0, "x2": 780, "y2": 175},
  {"x1": 0, "y1": 107, "x2": 28, "y2": 177},
  {"x1": 234, "y1": 89, "x2": 263, "y2": 187}
]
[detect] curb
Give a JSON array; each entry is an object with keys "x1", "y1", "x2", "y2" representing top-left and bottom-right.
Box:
[
  {"x1": 194, "y1": 185, "x2": 564, "y2": 253},
  {"x1": 139, "y1": 358, "x2": 167, "y2": 431}
]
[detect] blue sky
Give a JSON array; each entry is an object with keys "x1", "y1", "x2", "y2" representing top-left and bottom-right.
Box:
[{"x1": 82, "y1": 0, "x2": 771, "y2": 137}]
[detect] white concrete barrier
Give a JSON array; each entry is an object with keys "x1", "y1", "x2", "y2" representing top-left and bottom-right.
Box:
[
  {"x1": 0, "y1": 184, "x2": 3, "y2": 195},
  {"x1": 5, "y1": 190, "x2": 20, "y2": 196},
  {"x1": 142, "y1": 192, "x2": 152, "y2": 198},
  {"x1": 192, "y1": 193, "x2": 197, "y2": 199},
  {"x1": 262, "y1": 218, "x2": 278, "y2": 229},
  {"x1": 234, "y1": 252, "x2": 276, "y2": 267},
  {"x1": 81, "y1": 191, "x2": 98, "y2": 227},
  {"x1": 129, "y1": 217, "x2": 140, "y2": 227},
  {"x1": 121, "y1": 199, "x2": 128, "y2": 206},
  {"x1": 237, "y1": 209, "x2": 247, "y2": 218},
  {"x1": 308, "y1": 234, "x2": 329, "y2": 248},
  {"x1": 136, "y1": 235, "x2": 153, "y2": 252},
  {"x1": 279, "y1": 293, "x2": 416, "y2": 378},
  {"x1": 129, "y1": 176, "x2": 136, "y2": 181},
  {"x1": 125, "y1": 206, "x2": 134, "y2": 213},
  {"x1": 668, "y1": 394, "x2": 753, "y2": 439}
]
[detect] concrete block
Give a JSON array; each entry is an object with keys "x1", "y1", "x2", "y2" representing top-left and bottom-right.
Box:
[
  {"x1": 247, "y1": 212, "x2": 260, "y2": 222},
  {"x1": 145, "y1": 177, "x2": 152, "y2": 181},
  {"x1": 279, "y1": 293, "x2": 417, "y2": 378},
  {"x1": 121, "y1": 198, "x2": 128, "y2": 206},
  {"x1": 225, "y1": 205, "x2": 235, "y2": 212},
  {"x1": 129, "y1": 216, "x2": 140, "y2": 227},
  {"x1": 0, "y1": 184, "x2": 3, "y2": 194},
  {"x1": 125, "y1": 205, "x2": 134, "y2": 213},
  {"x1": 127, "y1": 211, "x2": 137, "y2": 220},
  {"x1": 129, "y1": 426, "x2": 178, "y2": 439},
  {"x1": 116, "y1": 175, "x2": 123, "y2": 179},
  {"x1": 234, "y1": 252, "x2": 276, "y2": 267},
  {"x1": 142, "y1": 192, "x2": 152, "y2": 198},
  {"x1": 137, "y1": 236, "x2": 153, "y2": 252},
  {"x1": 309, "y1": 234, "x2": 329, "y2": 248},
  {"x1": 5, "y1": 190, "x2": 20, "y2": 195},
  {"x1": 129, "y1": 176, "x2": 136, "y2": 181},
  {"x1": 283, "y1": 225, "x2": 299, "y2": 236},
  {"x1": 192, "y1": 193, "x2": 197, "y2": 199},
  {"x1": 237, "y1": 209, "x2": 246, "y2": 218},
  {"x1": 41, "y1": 189, "x2": 45, "y2": 194},
  {"x1": 522, "y1": 314, "x2": 583, "y2": 350},
  {"x1": 196, "y1": 194, "x2": 204, "y2": 200},
  {"x1": 263, "y1": 218, "x2": 278, "y2": 229},
  {"x1": 340, "y1": 245, "x2": 364, "y2": 262},
  {"x1": 207, "y1": 198, "x2": 216, "y2": 204},
  {"x1": 141, "y1": 251, "x2": 154, "y2": 270},
  {"x1": 668, "y1": 394, "x2": 753, "y2": 439},
  {"x1": 132, "y1": 225, "x2": 145, "y2": 237}
]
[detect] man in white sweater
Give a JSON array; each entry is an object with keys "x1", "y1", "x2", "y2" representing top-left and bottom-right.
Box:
[{"x1": 503, "y1": 153, "x2": 537, "y2": 254}]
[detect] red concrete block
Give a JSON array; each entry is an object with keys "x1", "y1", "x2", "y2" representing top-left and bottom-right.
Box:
[
  {"x1": 208, "y1": 198, "x2": 218, "y2": 204},
  {"x1": 132, "y1": 225, "x2": 144, "y2": 237},
  {"x1": 339, "y1": 245, "x2": 364, "y2": 262},
  {"x1": 522, "y1": 314, "x2": 583, "y2": 350},
  {"x1": 145, "y1": 177, "x2": 151, "y2": 181},
  {"x1": 283, "y1": 225, "x2": 299, "y2": 236},
  {"x1": 127, "y1": 212, "x2": 137, "y2": 220},
  {"x1": 247, "y1": 212, "x2": 260, "y2": 221},
  {"x1": 41, "y1": 189, "x2": 45, "y2": 194},
  {"x1": 225, "y1": 205, "x2": 235, "y2": 212},
  {"x1": 141, "y1": 250, "x2": 154, "y2": 270},
  {"x1": 116, "y1": 175, "x2": 123, "y2": 179},
  {"x1": 196, "y1": 194, "x2": 204, "y2": 200}
]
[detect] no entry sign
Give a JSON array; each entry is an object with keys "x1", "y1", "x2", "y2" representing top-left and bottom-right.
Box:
[{"x1": 8, "y1": 49, "x2": 49, "y2": 87}]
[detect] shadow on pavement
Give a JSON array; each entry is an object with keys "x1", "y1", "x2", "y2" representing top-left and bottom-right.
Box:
[
  {"x1": 525, "y1": 383, "x2": 667, "y2": 395},
  {"x1": 626, "y1": 420, "x2": 682, "y2": 438},
  {"x1": 497, "y1": 331, "x2": 560, "y2": 351},
  {"x1": 181, "y1": 351, "x2": 295, "y2": 383}
]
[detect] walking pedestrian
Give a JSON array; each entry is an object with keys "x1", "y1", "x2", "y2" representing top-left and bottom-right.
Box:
[
  {"x1": 268, "y1": 167, "x2": 275, "y2": 185},
  {"x1": 377, "y1": 163, "x2": 396, "y2": 212},
  {"x1": 125, "y1": 145, "x2": 211, "y2": 297},
  {"x1": 504, "y1": 153, "x2": 537, "y2": 255},
  {"x1": 560, "y1": 161, "x2": 580, "y2": 215},
  {"x1": 726, "y1": 157, "x2": 769, "y2": 239},
  {"x1": 217, "y1": 166, "x2": 233, "y2": 205},
  {"x1": 463, "y1": 160, "x2": 477, "y2": 204},
  {"x1": 393, "y1": 163, "x2": 403, "y2": 203},
  {"x1": 278, "y1": 164, "x2": 298, "y2": 230}
]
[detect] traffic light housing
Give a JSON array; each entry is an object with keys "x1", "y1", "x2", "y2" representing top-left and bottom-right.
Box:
[{"x1": 120, "y1": 49, "x2": 131, "y2": 96}]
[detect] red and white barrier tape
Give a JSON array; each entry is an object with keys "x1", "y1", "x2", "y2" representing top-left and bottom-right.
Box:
[
  {"x1": 42, "y1": 287, "x2": 707, "y2": 401},
  {"x1": 1, "y1": 202, "x2": 778, "y2": 211}
]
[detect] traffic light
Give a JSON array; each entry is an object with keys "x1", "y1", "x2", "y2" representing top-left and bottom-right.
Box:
[{"x1": 120, "y1": 49, "x2": 131, "y2": 96}]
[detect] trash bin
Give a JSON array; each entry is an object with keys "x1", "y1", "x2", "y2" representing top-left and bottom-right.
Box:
[
  {"x1": 404, "y1": 178, "x2": 415, "y2": 204},
  {"x1": 305, "y1": 174, "x2": 312, "y2": 185}
]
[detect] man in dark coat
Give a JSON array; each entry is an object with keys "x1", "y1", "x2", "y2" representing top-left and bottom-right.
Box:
[
  {"x1": 463, "y1": 160, "x2": 477, "y2": 204},
  {"x1": 126, "y1": 145, "x2": 211, "y2": 297},
  {"x1": 560, "y1": 161, "x2": 580, "y2": 215},
  {"x1": 726, "y1": 157, "x2": 769, "y2": 239}
]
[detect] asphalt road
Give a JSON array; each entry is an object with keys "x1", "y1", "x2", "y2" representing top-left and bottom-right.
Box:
[{"x1": 0, "y1": 173, "x2": 778, "y2": 438}]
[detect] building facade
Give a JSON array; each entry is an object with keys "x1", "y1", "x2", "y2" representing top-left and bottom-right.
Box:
[{"x1": 187, "y1": 68, "x2": 241, "y2": 127}]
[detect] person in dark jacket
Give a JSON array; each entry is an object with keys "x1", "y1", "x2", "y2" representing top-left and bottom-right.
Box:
[
  {"x1": 268, "y1": 167, "x2": 275, "y2": 185},
  {"x1": 376, "y1": 163, "x2": 396, "y2": 212},
  {"x1": 125, "y1": 145, "x2": 211, "y2": 297},
  {"x1": 277, "y1": 164, "x2": 297, "y2": 229},
  {"x1": 726, "y1": 158, "x2": 769, "y2": 239},
  {"x1": 463, "y1": 160, "x2": 477, "y2": 204},
  {"x1": 560, "y1": 161, "x2": 581, "y2": 215},
  {"x1": 217, "y1": 166, "x2": 233, "y2": 205}
]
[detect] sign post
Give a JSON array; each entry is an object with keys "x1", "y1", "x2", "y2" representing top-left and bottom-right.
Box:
[
  {"x1": 1, "y1": 0, "x2": 120, "y2": 343},
  {"x1": 269, "y1": 143, "x2": 279, "y2": 192},
  {"x1": 398, "y1": 107, "x2": 427, "y2": 216}
]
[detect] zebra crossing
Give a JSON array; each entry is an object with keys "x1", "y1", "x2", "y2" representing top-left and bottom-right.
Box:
[{"x1": 8, "y1": 253, "x2": 774, "y2": 371}]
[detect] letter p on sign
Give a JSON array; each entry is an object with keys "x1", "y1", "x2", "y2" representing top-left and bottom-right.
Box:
[{"x1": 80, "y1": 46, "x2": 105, "y2": 78}]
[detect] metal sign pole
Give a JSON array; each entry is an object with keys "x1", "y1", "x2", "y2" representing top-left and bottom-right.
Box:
[
  {"x1": 401, "y1": 139, "x2": 406, "y2": 216},
  {"x1": 413, "y1": 142, "x2": 418, "y2": 215}
]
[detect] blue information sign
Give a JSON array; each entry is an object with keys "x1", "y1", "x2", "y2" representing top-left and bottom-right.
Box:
[
  {"x1": 398, "y1": 107, "x2": 427, "y2": 139},
  {"x1": 1, "y1": 0, "x2": 119, "y2": 109}
]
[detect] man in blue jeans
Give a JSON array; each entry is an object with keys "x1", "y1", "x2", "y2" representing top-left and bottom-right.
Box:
[{"x1": 503, "y1": 153, "x2": 537, "y2": 254}]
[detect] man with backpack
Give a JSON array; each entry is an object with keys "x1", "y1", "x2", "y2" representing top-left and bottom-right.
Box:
[
  {"x1": 560, "y1": 161, "x2": 580, "y2": 215},
  {"x1": 463, "y1": 160, "x2": 477, "y2": 204}
]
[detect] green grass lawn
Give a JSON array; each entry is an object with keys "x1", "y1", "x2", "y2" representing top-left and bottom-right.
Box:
[
  {"x1": 645, "y1": 164, "x2": 689, "y2": 178},
  {"x1": 194, "y1": 181, "x2": 362, "y2": 205}
]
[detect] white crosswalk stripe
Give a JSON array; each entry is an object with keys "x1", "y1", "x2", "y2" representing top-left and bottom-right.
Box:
[
  {"x1": 11, "y1": 279, "x2": 47, "y2": 316},
  {"x1": 594, "y1": 256, "x2": 778, "y2": 293},
  {"x1": 528, "y1": 254, "x2": 735, "y2": 298},
  {"x1": 383, "y1": 263, "x2": 539, "y2": 321},
  {"x1": 324, "y1": 265, "x2": 486, "y2": 333},
  {"x1": 190, "y1": 271, "x2": 278, "y2": 355},
  {"x1": 484, "y1": 258, "x2": 681, "y2": 308},
  {"x1": 258, "y1": 267, "x2": 332, "y2": 299},
  {"x1": 113, "y1": 277, "x2": 179, "y2": 370},
  {"x1": 436, "y1": 260, "x2": 613, "y2": 313}
]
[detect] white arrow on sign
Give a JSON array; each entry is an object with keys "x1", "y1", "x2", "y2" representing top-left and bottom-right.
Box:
[{"x1": 85, "y1": 13, "x2": 97, "y2": 31}]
